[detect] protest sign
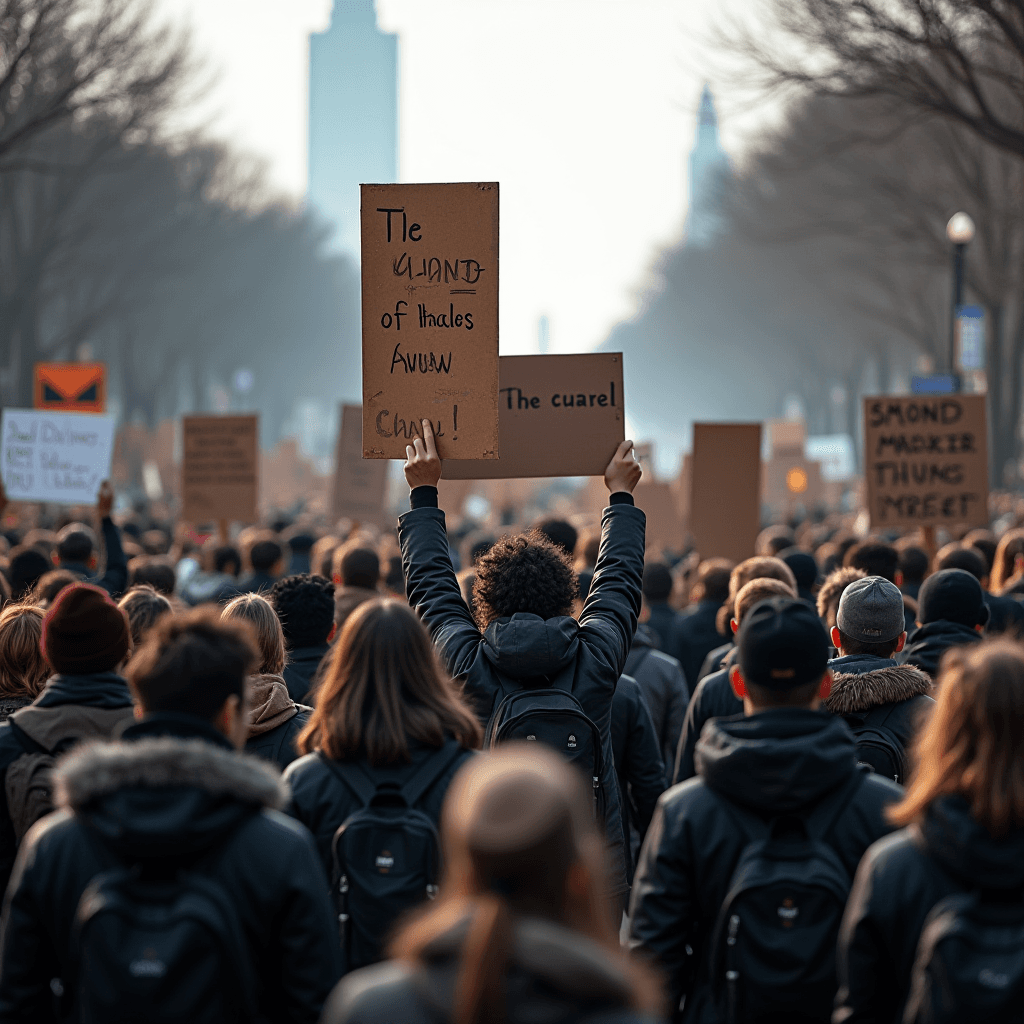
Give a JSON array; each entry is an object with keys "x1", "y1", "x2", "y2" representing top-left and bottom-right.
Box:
[
  {"x1": 34, "y1": 362, "x2": 106, "y2": 412},
  {"x1": 1, "y1": 408, "x2": 114, "y2": 504},
  {"x1": 181, "y1": 415, "x2": 258, "y2": 523},
  {"x1": 361, "y1": 182, "x2": 499, "y2": 460},
  {"x1": 443, "y1": 353, "x2": 624, "y2": 479},
  {"x1": 863, "y1": 395, "x2": 989, "y2": 529},
  {"x1": 634, "y1": 479, "x2": 685, "y2": 553},
  {"x1": 332, "y1": 404, "x2": 389, "y2": 523},
  {"x1": 689, "y1": 423, "x2": 762, "y2": 563}
]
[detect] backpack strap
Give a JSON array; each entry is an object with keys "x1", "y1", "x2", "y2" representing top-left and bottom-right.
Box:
[
  {"x1": 317, "y1": 752, "x2": 378, "y2": 807},
  {"x1": 400, "y1": 739, "x2": 466, "y2": 808}
]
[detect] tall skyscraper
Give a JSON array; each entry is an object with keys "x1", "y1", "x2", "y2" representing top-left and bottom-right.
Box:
[
  {"x1": 686, "y1": 85, "x2": 731, "y2": 247},
  {"x1": 308, "y1": 1, "x2": 398, "y2": 256}
]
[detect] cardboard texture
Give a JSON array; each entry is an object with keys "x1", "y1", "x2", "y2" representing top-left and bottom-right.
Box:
[
  {"x1": 443, "y1": 353, "x2": 625, "y2": 479},
  {"x1": 689, "y1": 423, "x2": 763, "y2": 563},
  {"x1": 181, "y1": 415, "x2": 258, "y2": 523},
  {"x1": 332, "y1": 404, "x2": 389, "y2": 522},
  {"x1": 361, "y1": 182, "x2": 499, "y2": 460},
  {"x1": 34, "y1": 363, "x2": 106, "y2": 412},
  {"x1": 634, "y1": 479, "x2": 685, "y2": 553},
  {"x1": 863, "y1": 395, "x2": 989, "y2": 529},
  {"x1": 1, "y1": 408, "x2": 115, "y2": 505}
]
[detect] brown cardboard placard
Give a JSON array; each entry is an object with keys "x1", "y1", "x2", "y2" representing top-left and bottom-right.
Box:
[
  {"x1": 442, "y1": 353, "x2": 624, "y2": 479},
  {"x1": 181, "y1": 415, "x2": 258, "y2": 524},
  {"x1": 634, "y1": 479, "x2": 685, "y2": 553},
  {"x1": 332, "y1": 404, "x2": 390, "y2": 523},
  {"x1": 863, "y1": 395, "x2": 989, "y2": 529},
  {"x1": 689, "y1": 423, "x2": 762, "y2": 563},
  {"x1": 361, "y1": 182, "x2": 499, "y2": 460}
]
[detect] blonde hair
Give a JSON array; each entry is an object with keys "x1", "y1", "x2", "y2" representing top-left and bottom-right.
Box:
[
  {"x1": 0, "y1": 604, "x2": 49, "y2": 700},
  {"x1": 222, "y1": 593, "x2": 285, "y2": 675}
]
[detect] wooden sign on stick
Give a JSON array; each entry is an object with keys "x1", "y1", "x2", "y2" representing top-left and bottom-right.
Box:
[
  {"x1": 332, "y1": 404, "x2": 389, "y2": 523},
  {"x1": 361, "y1": 182, "x2": 499, "y2": 461},
  {"x1": 181, "y1": 415, "x2": 258, "y2": 524},
  {"x1": 863, "y1": 395, "x2": 989, "y2": 529},
  {"x1": 443, "y1": 353, "x2": 624, "y2": 479},
  {"x1": 689, "y1": 423, "x2": 762, "y2": 563}
]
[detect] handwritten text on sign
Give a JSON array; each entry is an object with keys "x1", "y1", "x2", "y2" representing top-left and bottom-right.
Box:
[
  {"x1": 863, "y1": 395, "x2": 989, "y2": 528},
  {"x1": 361, "y1": 183, "x2": 499, "y2": 460},
  {"x1": 1, "y1": 409, "x2": 114, "y2": 504},
  {"x1": 181, "y1": 415, "x2": 258, "y2": 523}
]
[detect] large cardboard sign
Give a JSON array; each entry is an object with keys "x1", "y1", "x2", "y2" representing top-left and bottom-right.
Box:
[
  {"x1": 863, "y1": 395, "x2": 989, "y2": 528},
  {"x1": 442, "y1": 353, "x2": 624, "y2": 479},
  {"x1": 361, "y1": 182, "x2": 499, "y2": 461},
  {"x1": 181, "y1": 415, "x2": 258, "y2": 523},
  {"x1": 689, "y1": 423, "x2": 763, "y2": 563},
  {"x1": 1, "y1": 408, "x2": 114, "y2": 504},
  {"x1": 332, "y1": 404, "x2": 389, "y2": 522},
  {"x1": 34, "y1": 362, "x2": 106, "y2": 412}
]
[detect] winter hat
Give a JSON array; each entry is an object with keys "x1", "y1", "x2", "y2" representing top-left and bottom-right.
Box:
[
  {"x1": 917, "y1": 569, "x2": 990, "y2": 629},
  {"x1": 837, "y1": 576, "x2": 906, "y2": 644},
  {"x1": 737, "y1": 596, "x2": 830, "y2": 691},
  {"x1": 41, "y1": 583, "x2": 131, "y2": 675}
]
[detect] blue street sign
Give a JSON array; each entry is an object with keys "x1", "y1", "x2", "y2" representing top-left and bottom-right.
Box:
[
  {"x1": 911, "y1": 374, "x2": 959, "y2": 394},
  {"x1": 956, "y1": 305, "x2": 985, "y2": 370}
]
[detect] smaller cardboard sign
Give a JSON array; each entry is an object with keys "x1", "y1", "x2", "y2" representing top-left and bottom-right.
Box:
[
  {"x1": 332, "y1": 404, "x2": 389, "y2": 522},
  {"x1": 634, "y1": 479, "x2": 685, "y2": 553},
  {"x1": 443, "y1": 353, "x2": 624, "y2": 479},
  {"x1": 34, "y1": 363, "x2": 106, "y2": 412},
  {"x1": 689, "y1": 423, "x2": 762, "y2": 563},
  {"x1": 863, "y1": 395, "x2": 989, "y2": 529},
  {"x1": 181, "y1": 415, "x2": 258, "y2": 523},
  {"x1": 1, "y1": 408, "x2": 114, "y2": 504}
]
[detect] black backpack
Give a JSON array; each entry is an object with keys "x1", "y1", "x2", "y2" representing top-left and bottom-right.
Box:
[
  {"x1": 846, "y1": 708, "x2": 907, "y2": 785},
  {"x1": 484, "y1": 668, "x2": 606, "y2": 819},
  {"x1": 903, "y1": 889, "x2": 1024, "y2": 1024},
  {"x1": 326, "y1": 740, "x2": 464, "y2": 973},
  {"x1": 69, "y1": 834, "x2": 257, "y2": 1024},
  {"x1": 710, "y1": 770, "x2": 866, "y2": 1024}
]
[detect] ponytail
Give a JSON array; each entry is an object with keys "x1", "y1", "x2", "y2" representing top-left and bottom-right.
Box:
[{"x1": 452, "y1": 896, "x2": 514, "y2": 1024}]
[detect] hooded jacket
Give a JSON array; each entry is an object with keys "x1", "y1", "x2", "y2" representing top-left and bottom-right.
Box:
[
  {"x1": 672, "y1": 600, "x2": 725, "y2": 693},
  {"x1": 320, "y1": 913, "x2": 657, "y2": 1024},
  {"x1": 628, "y1": 709, "x2": 902, "y2": 1022},
  {"x1": 245, "y1": 673, "x2": 312, "y2": 770},
  {"x1": 835, "y1": 795, "x2": 1024, "y2": 1023},
  {"x1": 0, "y1": 713, "x2": 341, "y2": 1023},
  {"x1": 399, "y1": 495, "x2": 646, "y2": 899},
  {"x1": 898, "y1": 619, "x2": 983, "y2": 677},
  {"x1": 672, "y1": 652, "x2": 741, "y2": 784},
  {"x1": 624, "y1": 627, "x2": 689, "y2": 784}
]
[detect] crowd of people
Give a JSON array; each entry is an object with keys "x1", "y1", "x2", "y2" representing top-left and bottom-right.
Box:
[{"x1": 0, "y1": 424, "x2": 1022, "y2": 1021}]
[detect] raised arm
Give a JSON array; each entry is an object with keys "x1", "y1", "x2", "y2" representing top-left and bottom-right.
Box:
[{"x1": 94, "y1": 481, "x2": 128, "y2": 597}]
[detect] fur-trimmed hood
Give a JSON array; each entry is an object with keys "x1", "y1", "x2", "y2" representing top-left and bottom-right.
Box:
[{"x1": 825, "y1": 663, "x2": 933, "y2": 716}]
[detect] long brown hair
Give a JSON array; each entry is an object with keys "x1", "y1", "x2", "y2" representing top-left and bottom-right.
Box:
[
  {"x1": 389, "y1": 746, "x2": 662, "y2": 1024},
  {"x1": 890, "y1": 638, "x2": 1024, "y2": 837},
  {"x1": 0, "y1": 604, "x2": 49, "y2": 700},
  {"x1": 991, "y1": 528, "x2": 1024, "y2": 593},
  {"x1": 222, "y1": 593, "x2": 285, "y2": 675},
  {"x1": 297, "y1": 599, "x2": 481, "y2": 765}
]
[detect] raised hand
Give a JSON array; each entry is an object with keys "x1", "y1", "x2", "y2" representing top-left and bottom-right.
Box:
[
  {"x1": 404, "y1": 420, "x2": 443, "y2": 490},
  {"x1": 604, "y1": 439, "x2": 641, "y2": 494}
]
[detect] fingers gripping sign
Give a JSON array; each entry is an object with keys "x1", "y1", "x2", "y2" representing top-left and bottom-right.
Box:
[
  {"x1": 605, "y1": 439, "x2": 642, "y2": 495},
  {"x1": 404, "y1": 420, "x2": 443, "y2": 490}
]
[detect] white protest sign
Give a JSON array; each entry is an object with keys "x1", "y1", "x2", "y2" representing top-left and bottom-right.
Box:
[{"x1": 1, "y1": 408, "x2": 114, "y2": 504}]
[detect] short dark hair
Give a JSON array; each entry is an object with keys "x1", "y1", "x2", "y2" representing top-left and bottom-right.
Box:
[
  {"x1": 836, "y1": 626, "x2": 901, "y2": 659},
  {"x1": 250, "y1": 539, "x2": 284, "y2": 573},
  {"x1": 118, "y1": 585, "x2": 173, "y2": 648},
  {"x1": 536, "y1": 519, "x2": 578, "y2": 558},
  {"x1": 934, "y1": 544, "x2": 987, "y2": 582},
  {"x1": 692, "y1": 558, "x2": 733, "y2": 605},
  {"x1": 56, "y1": 524, "x2": 95, "y2": 564},
  {"x1": 128, "y1": 557, "x2": 176, "y2": 596},
  {"x1": 214, "y1": 545, "x2": 241, "y2": 575},
  {"x1": 31, "y1": 569, "x2": 80, "y2": 607},
  {"x1": 8, "y1": 548, "x2": 51, "y2": 600},
  {"x1": 473, "y1": 531, "x2": 578, "y2": 628},
  {"x1": 128, "y1": 608, "x2": 258, "y2": 721},
  {"x1": 897, "y1": 544, "x2": 929, "y2": 584},
  {"x1": 845, "y1": 541, "x2": 898, "y2": 582},
  {"x1": 642, "y1": 563, "x2": 673, "y2": 603},
  {"x1": 337, "y1": 543, "x2": 380, "y2": 590},
  {"x1": 270, "y1": 573, "x2": 336, "y2": 647}
]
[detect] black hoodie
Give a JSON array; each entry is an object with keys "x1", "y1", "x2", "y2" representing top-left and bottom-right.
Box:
[
  {"x1": 835, "y1": 795, "x2": 1024, "y2": 1023},
  {"x1": 899, "y1": 618, "x2": 983, "y2": 677},
  {"x1": 628, "y1": 709, "x2": 902, "y2": 1021}
]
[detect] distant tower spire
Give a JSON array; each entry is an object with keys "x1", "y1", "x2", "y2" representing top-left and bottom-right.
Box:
[{"x1": 686, "y1": 85, "x2": 731, "y2": 247}]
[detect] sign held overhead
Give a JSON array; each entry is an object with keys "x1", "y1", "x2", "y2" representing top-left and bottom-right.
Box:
[
  {"x1": 181, "y1": 415, "x2": 258, "y2": 524},
  {"x1": 361, "y1": 182, "x2": 499, "y2": 461},
  {"x1": 332, "y1": 404, "x2": 389, "y2": 523}
]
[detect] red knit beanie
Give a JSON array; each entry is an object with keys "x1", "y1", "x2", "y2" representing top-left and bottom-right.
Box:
[{"x1": 41, "y1": 583, "x2": 131, "y2": 675}]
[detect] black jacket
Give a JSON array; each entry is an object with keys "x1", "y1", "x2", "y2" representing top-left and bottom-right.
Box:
[
  {"x1": 283, "y1": 739, "x2": 475, "y2": 888},
  {"x1": 283, "y1": 643, "x2": 331, "y2": 704},
  {"x1": 611, "y1": 675, "x2": 665, "y2": 883},
  {"x1": 237, "y1": 570, "x2": 280, "y2": 595},
  {"x1": 625, "y1": 627, "x2": 689, "y2": 784},
  {"x1": 58, "y1": 516, "x2": 128, "y2": 598},
  {"x1": 0, "y1": 714, "x2": 341, "y2": 1023},
  {"x1": 399, "y1": 496, "x2": 646, "y2": 898},
  {"x1": 672, "y1": 601, "x2": 725, "y2": 692},
  {"x1": 246, "y1": 708, "x2": 312, "y2": 771},
  {"x1": 646, "y1": 602, "x2": 682, "y2": 657},
  {"x1": 321, "y1": 914, "x2": 658, "y2": 1024},
  {"x1": 0, "y1": 672, "x2": 135, "y2": 896},
  {"x1": 672, "y1": 654, "x2": 741, "y2": 784},
  {"x1": 835, "y1": 795, "x2": 1024, "y2": 1023},
  {"x1": 628, "y1": 710, "x2": 902, "y2": 1021},
  {"x1": 899, "y1": 619, "x2": 983, "y2": 677},
  {"x1": 984, "y1": 591, "x2": 1024, "y2": 635},
  {"x1": 696, "y1": 641, "x2": 731, "y2": 684}
]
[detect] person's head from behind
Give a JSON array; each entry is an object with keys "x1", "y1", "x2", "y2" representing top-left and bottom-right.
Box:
[
  {"x1": 390, "y1": 745, "x2": 661, "y2": 1022},
  {"x1": 117, "y1": 585, "x2": 173, "y2": 649},
  {"x1": 310, "y1": 535, "x2": 339, "y2": 580},
  {"x1": 933, "y1": 542, "x2": 988, "y2": 587},
  {"x1": 962, "y1": 529, "x2": 997, "y2": 578},
  {"x1": 844, "y1": 540, "x2": 898, "y2": 583},
  {"x1": 270, "y1": 573, "x2": 335, "y2": 650},
  {"x1": 211, "y1": 543, "x2": 241, "y2": 577},
  {"x1": 916, "y1": 568, "x2": 989, "y2": 631},
  {"x1": 8, "y1": 547, "x2": 50, "y2": 601},
  {"x1": 31, "y1": 570, "x2": 79, "y2": 608},
  {"x1": 991, "y1": 528, "x2": 1024, "y2": 592},
  {"x1": 730, "y1": 597, "x2": 832, "y2": 713},
  {"x1": 127, "y1": 557, "x2": 176, "y2": 596},
  {"x1": 830, "y1": 575, "x2": 907, "y2": 659},
  {"x1": 333, "y1": 539, "x2": 380, "y2": 591},
  {"x1": 0, "y1": 604, "x2": 49, "y2": 700},
  {"x1": 472, "y1": 531, "x2": 578, "y2": 628},
  {"x1": 536, "y1": 518, "x2": 578, "y2": 559},
  {"x1": 816, "y1": 567, "x2": 866, "y2": 631},
  {"x1": 889, "y1": 639, "x2": 1024, "y2": 837},
  {"x1": 249, "y1": 538, "x2": 285, "y2": 577},
  {"x1": 575, "y1": 528, "x2": 601, "y2": 569},
  {"x1": 56, "y1": 523, "x2": 97, "y2": 568},
  {"x1": 128, "y1": 608, "x2": 258, "y2": 748},
  {"x1": 642, "y1": 562, "x2": 673, "y2": 607},
  {"x1": 896, "y1": 542, "x2": 929, "y2": 589},
  {"x1": 40, "y1": 583, "x2": 132, "y2": 678},
  {"x1": 756, "y1": 525, "x2": 796, "y2": 557},
  {"x1": 688, "y1": 557, "x2": 733, "y2": 607},
  {"x1": 461, "y1": 533, "x2": 495, "y2": 570},
  {"x1": 222, "y1": 592, "x2": 285, "y2": 676},
  {"x1": 716, "y1": 556, "x2": 798, "y2": 637},
  {"x1": 778, "y1": 547, "x2": 819, "y2": 598},
  {"x1": 730, "y1": 578, "x2": 795, "y2": 635},
  {"x1": 298, "y1": 599, "x2": 482, "y2": 766}
]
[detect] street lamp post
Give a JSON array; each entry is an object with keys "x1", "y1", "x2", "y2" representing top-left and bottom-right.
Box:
[{"x1": 946, "y1": 212, "x2": 976, "y2": 391}]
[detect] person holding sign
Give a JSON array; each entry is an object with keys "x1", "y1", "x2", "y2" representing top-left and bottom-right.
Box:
[{"x1": 399, "y1": 420, "x2": 644, "y2": 903}]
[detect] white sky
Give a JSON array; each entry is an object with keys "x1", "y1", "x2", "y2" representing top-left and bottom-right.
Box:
[{"x1": 157, "y1": 0, "x2": 777, "y2": 365}]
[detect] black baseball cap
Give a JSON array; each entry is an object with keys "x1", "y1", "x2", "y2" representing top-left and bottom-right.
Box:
[{"x1": 737, "y1": 596, "x2": 830, "y2": 691}]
